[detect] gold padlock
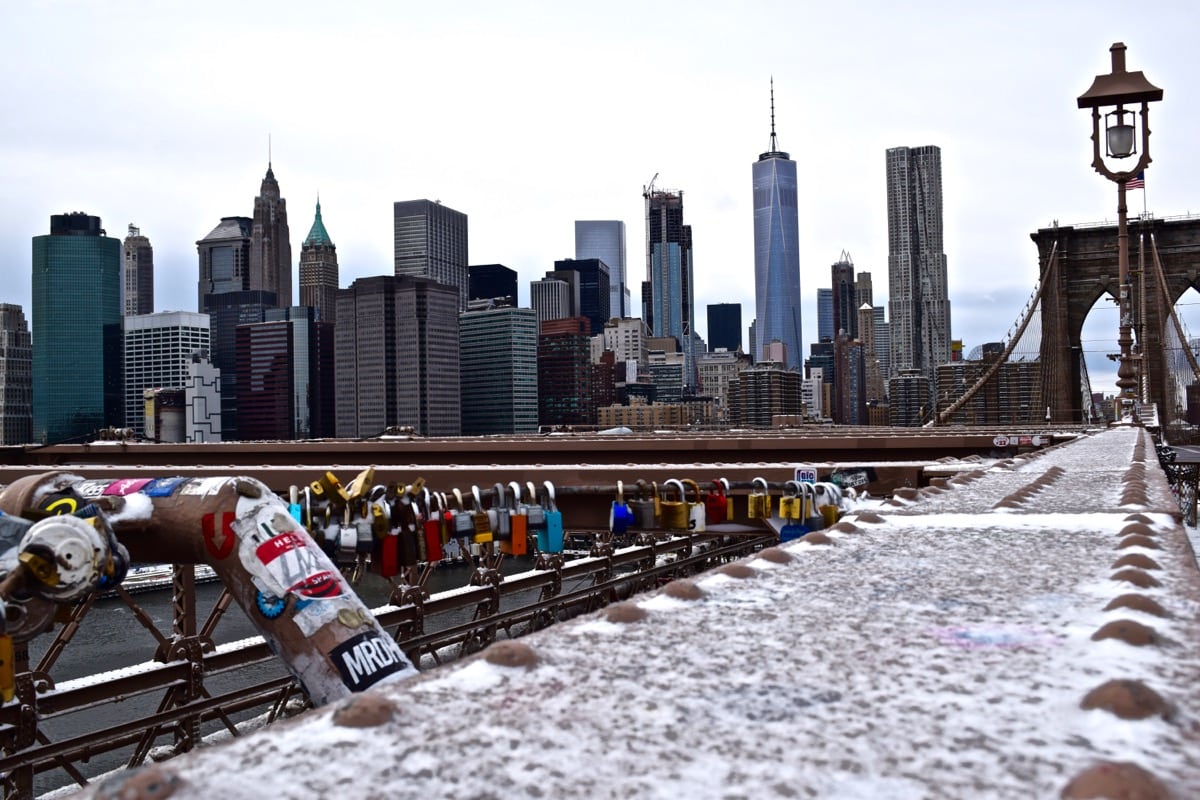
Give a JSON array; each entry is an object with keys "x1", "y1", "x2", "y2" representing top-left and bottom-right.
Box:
[
  {"x1": 779, "y1": 481, "x2": 800, "y2": 520},
  {"x1": 660, "y1": 479, "x2": 689, "y2": 530},
  {"x1": 747, "y1": 476, "x2": 772, "y2": 519},
  {"x1": 470, "y1": 485, "x2": 493, "y2": 543}
]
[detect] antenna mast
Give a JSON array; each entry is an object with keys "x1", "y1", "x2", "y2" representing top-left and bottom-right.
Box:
[{"x1": 769, "y1": 77, "x2": 779, "y2": 153}]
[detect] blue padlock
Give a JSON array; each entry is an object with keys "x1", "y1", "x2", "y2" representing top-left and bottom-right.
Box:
[
  {"x1": 610, "y1": 480, "x2": 634, "y2": 534},
  {"x1": 539, "y1": 480, "x2": 564, "y2": 553}
]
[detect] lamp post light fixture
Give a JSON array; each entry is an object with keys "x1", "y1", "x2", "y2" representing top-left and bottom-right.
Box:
[{"x1": 1078, "y1": 42, "x2": 1162, "y2": 417}]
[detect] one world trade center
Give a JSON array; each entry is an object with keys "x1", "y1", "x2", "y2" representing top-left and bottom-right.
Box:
[{"x1": 752, "y1": 82, "x2": 801, "y2": 370}]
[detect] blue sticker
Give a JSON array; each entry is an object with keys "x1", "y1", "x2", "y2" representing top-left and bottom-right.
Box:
[{"x1": 142, "y1": 477, "x2": 190, "y2": 497}]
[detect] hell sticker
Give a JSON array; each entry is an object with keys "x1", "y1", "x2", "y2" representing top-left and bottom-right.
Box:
[{"x1": 255, "y1": 531, "x2": 342, "y2": 599}]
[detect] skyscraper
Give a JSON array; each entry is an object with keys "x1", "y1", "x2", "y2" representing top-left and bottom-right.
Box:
[
  {"x1": 32, "y1": 213, "x2": 123, "y2": 443},
  {"x1": 831, "y1": 256, "x2": 857, "y2": 339},
  {"x1": 816, "y1": 288, "x2": 834, "y2": 344},
  {"x1": 530, "y1": 271, "x2": 580, "y2": 326},
  {"x1": 198, "y1": 215, "x2": 273, "y2": 439},
  {"x1": 393, "y1": 199, "x2": 469, "y2": 310},
  {"x1": 460, "y1": 305, "x2": 539, "y2": 435},
  {"x1": 468, "y1": 264, "x2": 518, "y2": 305},
  {"x1": 644, "y1": 186, "x2": 696, "y2": 387},
  {"x1": 123, "y1": 224, "x2": 154, "y2": 316},
  {"x1": 249, "y1": 163, "x2": 292, "y2": 308},
  {"x1": 575, "y1": 221, "x2": 628, "y2": 318},
  {"x1": 335, "y1": 276, "x2": 460, "y2": 437},
  {"x1": 886, "y1": 145, "x2": 951, "y2": 387},
  {"x1": 553, "y1": 258, "x2": 610, "y2": 335},
  {"x1": 299, "y1": 199, "x2": 339, "y2": 324},
  {"x1": 706, "y1": 303, "x2": 742, "y2": 352},
  {"x1": 123, "y1": 311, "x2": 211, "y2": 439},
  {"x1": 752, "y1": 84, "x2": 802, "y2": 370},
  {"x1": 0, "y1": 304, "x2": 32, "y2": 444}
]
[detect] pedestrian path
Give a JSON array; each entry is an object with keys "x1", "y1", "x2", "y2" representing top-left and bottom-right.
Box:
[{"x1": 73, "y1": 427, "x2": 1200, "y2": 800}]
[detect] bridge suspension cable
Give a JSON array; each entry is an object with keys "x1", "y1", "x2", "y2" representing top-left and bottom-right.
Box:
[{"x1": 930, "y1": 242, "x2": 1057, "y2": 426}]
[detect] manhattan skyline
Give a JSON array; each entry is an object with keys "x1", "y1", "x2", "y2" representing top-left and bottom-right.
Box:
[{"x1": 4, "y1": 2, "x2": 1199, "y2": 393}]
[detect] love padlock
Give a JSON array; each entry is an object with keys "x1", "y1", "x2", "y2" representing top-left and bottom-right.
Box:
[
  {"x1": 503, "y1": 481, "x2": 528, "y2": 556},
  {"x1": 705, "y1": 478, "x2": 732, "y2": 524},
  {"x1": 538, "y1": 480, "x2": 564, "y2": 553},
  {"x1": 421, "y1": 488, "x2": 444, "y2": 562},
  {"x1": 469, "y1": 485, "x2": 494, "y2": 545},
  {"x1": 610, "y1": 480, "x2": 634, "y2": 534},
  {"x1": 659, "y1": 479, "x2": 689, "y2": 530},
  {"x1": 747, "y1": 476, "x2": 772, "y2": 519},
  {"x1": 628, "y1": 479, "x2": 658, "y2": 529},
  {"x1": 680, "y1": 478, "x2": 706, "y2": 532}
]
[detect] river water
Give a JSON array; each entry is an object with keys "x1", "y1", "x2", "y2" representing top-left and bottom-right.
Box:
[{"x1": 26, "y1": 555, "x2": 553, "y2": 796}]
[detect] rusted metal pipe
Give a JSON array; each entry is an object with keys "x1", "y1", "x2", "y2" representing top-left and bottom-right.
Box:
[{"x1": 0, "y1": 472, "x2": 416, "y2": 706}]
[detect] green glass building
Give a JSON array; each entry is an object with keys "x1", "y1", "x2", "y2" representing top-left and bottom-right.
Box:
[{"x1": 32, "y1": 213, "x2": 123, "y2": 444}]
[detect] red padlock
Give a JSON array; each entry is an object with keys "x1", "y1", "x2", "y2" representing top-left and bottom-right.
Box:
[
  {"x1": 705, "y1": 478, "x2": 732, "y2": 524},
  {"x1": 423, "y1": 489, "x2": 444, "y2": 562}
]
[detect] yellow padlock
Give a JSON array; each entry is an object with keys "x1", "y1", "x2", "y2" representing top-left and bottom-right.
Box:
[
  {"x1": 659, "y1": 479, "x2": 689, "y2": 530},
  {"x1": 0, "y1": 634, "x2": 12, "y2": 703},
  {"x1": 747, "y1": 477, "x2": 772, "y2": 519}
]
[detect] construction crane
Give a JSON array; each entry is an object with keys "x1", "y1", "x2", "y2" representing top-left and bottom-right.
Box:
[{"x1": 642, "y1": 172, "x2": 658, "y2": 199}]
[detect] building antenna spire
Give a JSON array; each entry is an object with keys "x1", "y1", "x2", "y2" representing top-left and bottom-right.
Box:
[
  {"x1": 769, "y1": 77, "x2": 779, "y2": 153},
  {"x1": 268, "y1": 133, "x2": 272, "y2": 169}
]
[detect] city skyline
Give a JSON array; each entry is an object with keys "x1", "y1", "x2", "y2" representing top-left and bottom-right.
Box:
[{"x1": 4, "y1": 3, "x2": 1200, "y2": 394}]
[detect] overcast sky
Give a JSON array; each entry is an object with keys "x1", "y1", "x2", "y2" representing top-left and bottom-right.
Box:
[{"x1": 4, "y1": 1, "x2": 1198, "y2": 393}]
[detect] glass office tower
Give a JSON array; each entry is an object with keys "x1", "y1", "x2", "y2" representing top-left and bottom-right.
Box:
[
  {"x1": 752, "y1": 88, "x2": 802, "y2": 370},
  {"x1": 32, "y1": 213, "x2": 122, "y2": 443}
]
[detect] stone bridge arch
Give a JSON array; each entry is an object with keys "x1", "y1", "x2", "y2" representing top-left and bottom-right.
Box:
[{"x1": 1031, "y1": 215, "x2": 1200, "y2": 424}]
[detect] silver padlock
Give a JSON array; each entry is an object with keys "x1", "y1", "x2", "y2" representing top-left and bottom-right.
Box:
[{"x1": 490, "y1": 482, "x2": 511, "y2": 540}]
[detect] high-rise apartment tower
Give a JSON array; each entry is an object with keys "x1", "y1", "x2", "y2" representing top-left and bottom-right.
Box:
[{"x1": 886, "y1": 145, "x2": 951, "y2": 387}]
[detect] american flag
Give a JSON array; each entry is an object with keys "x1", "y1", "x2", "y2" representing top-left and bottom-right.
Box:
[{"x1": 1127, "y1": 171, "x2": 1145, "y2": 190}]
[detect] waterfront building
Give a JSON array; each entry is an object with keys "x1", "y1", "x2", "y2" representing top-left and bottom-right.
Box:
[
  {"x1": 889, "y1": 368, "x2": 932, "y2": 426},
  {"x1": 707, "y1": 303, "x2": 742, "y2": 353},
  {"x1": 468, "y1": 264, "x2": 518, "y2": 306},
  {"x1": 32, "y1": 213, "x2": 122, "y2": 444},
  {"x1": 752, "y1": 86, "x2": 802, "y2": 370},
  {"x1": 538, "y1": 317, "x2": 593, "y2": 427},
  {"x1": 886, "y1": 145, "x2": 951, "y2": 387},
  {"x1": 553, "y1": 258, "x2": 610, "y2": 335},
  {"x1": 393, "y1": 199, "x2": 469, "y2": 311},
  {"x1": 596, "y1": 397, "x2": 717, "y2": 430},
  {"x1": 936, "y1": 345, "x2": 1044, "y2": 425},
  {"x1": 728, "y1": 362, "x2": 804, "y2": 428},
  {"x1": 575, "y1": 220, "x2": 628, "y2": 319},
  {"x1": 335, "y1": 276, "x2": 460, "y2": 437},
  {"x1": 644, "y1": 187, "x2": 696, "y2": 387},
  {"x1": 249, "y1": 164, "x2": 292, "y2": 308},
  {"x1": 298, "y1": 199, "x2": 339, "y2": 324},
  {"x1": 123, "y1": 312, "x2": 211, "y2": 439},
  {"x1": 460, "y1": 305, "x2": 539, "y2": 435},
  {"x1": 123, "y1": 225, "x2": 154, "y2": 316},
  {"x1": 0, "y1": 304, "x2": 32, "y2": 444}
]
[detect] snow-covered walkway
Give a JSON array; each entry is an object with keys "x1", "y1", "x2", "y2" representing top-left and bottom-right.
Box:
[{"x1": 75, "y1": 427, "x2": 1200, "y2": 799}]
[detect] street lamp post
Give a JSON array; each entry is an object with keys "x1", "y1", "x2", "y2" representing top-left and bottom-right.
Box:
[{"x1": 1077, "y1": 42, "x2": 1162, "y2": 420}]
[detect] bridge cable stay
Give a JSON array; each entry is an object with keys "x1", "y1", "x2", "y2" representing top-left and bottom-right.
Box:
[
  {"x1": 1147, "y1": 232, "x2": 1200, "y2": 422},
  {"x1": 930, "y1": 241, "x2": 1058, "y2": 426},
  {"x1": 1149, "y1": 231, "x2": 1200, "y2": 383},
  {"x1": 1078, "y1": 347, "x2": 1097, "y2": 423}
]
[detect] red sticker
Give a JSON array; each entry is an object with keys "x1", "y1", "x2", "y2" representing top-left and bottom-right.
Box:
[
  {"x1": 202, "y1": 512, "x2": 237, "y2": 560},
  {"x1": 103, "y1": 478, "x2": 153, "y2": 496},
  {"x1": 255, "y1": 532, "x2": 341, "y2": 598}
]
